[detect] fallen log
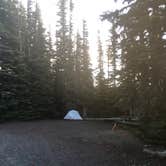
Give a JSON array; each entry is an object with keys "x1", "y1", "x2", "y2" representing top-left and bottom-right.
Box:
[{"x1": 143, "y1": 147, "x2": 166, "y2": 158}]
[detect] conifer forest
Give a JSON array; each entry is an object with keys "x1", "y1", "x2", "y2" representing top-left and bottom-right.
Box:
[{"x1": 0, "y1": 0, "x2": 166, "y2": 157}]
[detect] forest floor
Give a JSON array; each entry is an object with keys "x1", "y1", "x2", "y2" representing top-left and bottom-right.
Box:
[{"x1": 0, "y1": 120, "x2": 165, "y2": 166}]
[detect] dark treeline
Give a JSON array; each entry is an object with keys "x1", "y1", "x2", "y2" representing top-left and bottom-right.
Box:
[
  {"x1": 0, "y1": 0, "x2": 166, "y2": 143},
  {"x1": 0, "y1": 0, "x2": 54, "y2": 119},
  {"x1": 101, "y1": 0, "x2": 166, "y2": 144},
  {"x1": 0, "y1": 0, "x2": 93, "y2": 120},
  {"x1": 103, "y1": 0, "x2": 166, "y2": 120}
]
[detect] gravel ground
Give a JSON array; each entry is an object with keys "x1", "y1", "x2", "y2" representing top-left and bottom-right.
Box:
[{"x1": 0, "y1": 120, "x2": 165, "y2": 166}]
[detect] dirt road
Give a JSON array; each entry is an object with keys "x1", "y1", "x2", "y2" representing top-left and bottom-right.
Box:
[{"x1": 0, "y1": 120, "x2": 165, "y2": 166}]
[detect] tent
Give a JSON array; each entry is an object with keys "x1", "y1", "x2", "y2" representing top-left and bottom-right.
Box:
[{"x1": 64, "y1": 110, "x2": 83, "y2": 120}]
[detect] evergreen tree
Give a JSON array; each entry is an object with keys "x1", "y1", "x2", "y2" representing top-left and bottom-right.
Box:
[
  {"x1": 0, "y1": 0, "x2": 54, "y2": 119},
  {"x1": 65, "y1": 0, "x2": 75, "y2": 108},
  {"x1": 102, "y1": 0, "x2": 166, "y2": 143},
  {"x1": 74, "y1": 32, "x2": 82, "y2": 107},
  {"x1": 54, "y1": 0, "x2": 75, "y2": 113},
  {"x1": 0, "y1": 0, "x2": 28, "y2": 119},
  {"x1": 96, "y1": 31, "x2": 105, "y2": 89},
  {"x1": 25, "y1": 1, "x2": 53, "y2": 117},
  {"x1": 46, "y1": 29, "x2": 55, "y2": 61},
  {"x1": 106, "y1": 40, "x2": 111, "y2": 84},
  {"x1": 80, "y1": 20, "x2": 94, "y2": 111},
  {"x1": 26, "y1": 0, "x2": 34, "y2": 56},
  {"x1": 110, "y1": 20, "x2": 119, "y2": 87}
]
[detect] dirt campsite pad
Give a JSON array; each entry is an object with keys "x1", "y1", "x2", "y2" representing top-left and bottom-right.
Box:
[{"x1": 0, "y1": 120, "x2": 165, "y2": 166}]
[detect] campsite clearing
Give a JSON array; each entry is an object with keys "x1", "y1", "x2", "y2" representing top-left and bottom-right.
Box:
[{"x1": 0, "y1": 120, "x2": 165, "y2": 166}]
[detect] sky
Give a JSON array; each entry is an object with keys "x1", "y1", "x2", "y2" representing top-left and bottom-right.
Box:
[{"x1": 21, "y1": 0, "x2": 122, "y2": 69}]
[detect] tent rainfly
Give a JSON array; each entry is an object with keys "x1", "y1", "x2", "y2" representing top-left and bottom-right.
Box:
[{"x1": 64, "y1": 110, "x2": 83, "y2": 120}]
